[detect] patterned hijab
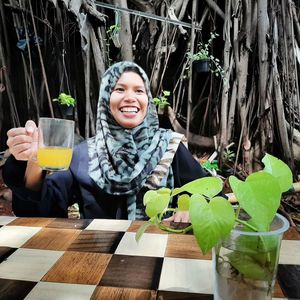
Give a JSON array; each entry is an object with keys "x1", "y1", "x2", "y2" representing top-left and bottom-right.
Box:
[{"x1": 87, "y1": 61, "x2": 173, "y2": 200}]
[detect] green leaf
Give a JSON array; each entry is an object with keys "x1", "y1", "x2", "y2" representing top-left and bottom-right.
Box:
[
  {"x1": 135, "y1": 220, "x2": 153, "y2": 242},
  {"x1": 171, "y1": 177, "x2": 223, "y2": 198},
  {"x1": 177, "y1": 194, "x2": 190, "y2": 211},
  {"x1": 143, "y1": 190, "x2": 157, "y2": 206},
  {"x1": 145, "y1": 190, "x2": 171, "y2": 218},
  {"x1": 229, "y1": 172, "x2": 281, "y2": 231},
  {"x1": 157, "y1": 188, "x2": 171, "y2": 195},
  {"x1": 262, "y1": 153, "x2": 293, "y2": 193},
  {"x1": 226, "y1": 251, "x2": 272, "y2": 281},
  {"x1": 201, "y1": 160, "x2": 219, "y2": 171},
  {"x1": 153, "y1": 97, "x2": 160, "y2": 105},
  {"x1": 189, "y1": 195, "x2": 235, "y2": 254}
]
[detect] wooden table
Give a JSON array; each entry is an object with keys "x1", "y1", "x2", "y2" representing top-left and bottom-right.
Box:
[{"x1": 0, "y1": 216, "x2": 299, "y2": 299}]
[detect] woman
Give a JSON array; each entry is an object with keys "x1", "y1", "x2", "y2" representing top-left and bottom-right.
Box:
[{"x1": 3, "y1": 61, "x2": 207, "y2": 220}]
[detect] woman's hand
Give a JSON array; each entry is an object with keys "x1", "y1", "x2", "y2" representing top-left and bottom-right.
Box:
[
  {"x1": 7, "y1": 120, "x2": 38, "y2": 161},
  {"x1": 164, "y1": 211, "x2": 190, "y2": 223},
  {"x1": 7, "y1": 120, "x2": 43, "y2": 191}
]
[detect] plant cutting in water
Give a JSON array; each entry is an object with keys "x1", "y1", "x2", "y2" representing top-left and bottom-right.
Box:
[{"x1": 136, "y1": 153, "x2": 293, "y2": 293}]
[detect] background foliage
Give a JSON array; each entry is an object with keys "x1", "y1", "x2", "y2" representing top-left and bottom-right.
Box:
[{"x1": 0, "y1": 0, "x2": 299, "y2": 177}]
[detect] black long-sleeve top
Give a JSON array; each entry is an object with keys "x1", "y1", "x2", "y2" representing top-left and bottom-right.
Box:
[{"x1": 3, "y1": 141, "x2": 207, "y2": 219}]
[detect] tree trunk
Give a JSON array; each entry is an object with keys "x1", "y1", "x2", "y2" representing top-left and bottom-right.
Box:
[{"x1": 114, "y1": 0, "x2": 133, "y2": 61}]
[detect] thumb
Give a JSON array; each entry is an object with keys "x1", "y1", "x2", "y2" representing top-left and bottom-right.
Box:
[
  {"x1": 25, "y1": 120, "x2": 37, "y2": 135},
  {"x1": 32, "y1": 126, "x2": 39, "y2": 143}
]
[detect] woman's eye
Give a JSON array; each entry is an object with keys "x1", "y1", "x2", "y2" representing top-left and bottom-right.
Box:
[
  {"x1": 114, "y1": 87, "x2": 124, "y2": 92},
  {"x1": 136, "y1": 89, "x2": 145, "y2": 93}
]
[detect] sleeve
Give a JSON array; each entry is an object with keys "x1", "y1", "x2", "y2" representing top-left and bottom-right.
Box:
[
  {"x1": 171, "y1": 143, "x2": 228, "y2": 200},
  {"x1": 2, "y1": 155, "x2": 75, "y2": 217},
  {"x1": 171, "y1": 143, "x2": 209, "y2": 187}
]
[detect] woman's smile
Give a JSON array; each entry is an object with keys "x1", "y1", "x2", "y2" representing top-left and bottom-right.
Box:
[{"x1": 120, "y1": 106, "x2": 140, "y2": 116}]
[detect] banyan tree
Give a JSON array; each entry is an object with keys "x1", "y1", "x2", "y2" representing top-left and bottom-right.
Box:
[{"x1": 0, "y1": 0, "x2": 299, "y2": 177}]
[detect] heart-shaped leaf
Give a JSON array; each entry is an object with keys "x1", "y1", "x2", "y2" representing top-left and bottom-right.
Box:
[
  {"x1": 177, "y1": 194, "x2": 190, "y2": 211},
  {"x1": 157, "y1": 188, "x2": 172, "y2": 195},
  {"x1": 143, "y1": 190, "x2": 157, "y2": 206},
  {"x1": 262, "y1": 153, "x2": 293, "y2": 193},
  {"x1": 171, "y1": 177, "x2": 223, "y2": 198},
  {"x1": 229, "y1": 172, "x2": 281, "y2": 231},
  {"x1": 145, "y1": 190, "x2": 171, "y2": 218},
  {"x1": 189, "y1": 195, "x2": 235, "y2": 254}
]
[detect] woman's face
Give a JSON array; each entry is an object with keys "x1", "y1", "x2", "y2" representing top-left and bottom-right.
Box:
[{"x1": 110, "y1": 71, "x2": 148, "y2": 129}]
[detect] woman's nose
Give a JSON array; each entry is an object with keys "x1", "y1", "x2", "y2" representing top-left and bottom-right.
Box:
[{"x1": 124, "y1": 89, "x2": 136, "y2": 101}]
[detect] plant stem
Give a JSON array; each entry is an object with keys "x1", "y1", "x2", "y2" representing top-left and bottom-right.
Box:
[
  {"x1": 158, "y1": 222, "x2": 193, "y2": 234},
  {"x1": 235, "y1": 218, "x2": 258, "y2": 232},
  {"x1": 235, "y1": 218, "x2": 271, "y2": 265},
  {"x1": 235, "y1": 206, "x2": 241, "y2": 219}
]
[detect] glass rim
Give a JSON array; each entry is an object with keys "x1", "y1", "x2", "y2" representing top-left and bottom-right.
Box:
[
  {"x1": 39, "y1": 117, "x2": 75, "y2": 125},
  {"x1": 232, "y1": 213, "x2": 289, "y2": 236}
]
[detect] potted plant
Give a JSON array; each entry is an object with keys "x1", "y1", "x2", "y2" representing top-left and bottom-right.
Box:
[
  {"x1": 136, "y1": 153, "x2": 292, "y2": 299},
  {"x1": 187, "y1": 32, "x2": 226, "y2": 81},
  {"x1": 53, "y1": 93, "x2": 76, "y2": 119},
  {"x1": 153, "y1": 90, "x2": 170, "y2": 115}
]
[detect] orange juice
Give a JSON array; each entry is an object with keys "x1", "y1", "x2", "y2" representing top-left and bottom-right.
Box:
[{"x1": 37, "y1": 147, "x2": 73, "y2": 171}]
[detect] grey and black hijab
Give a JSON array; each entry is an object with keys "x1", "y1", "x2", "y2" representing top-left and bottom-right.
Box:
[{"x1": 87, "y1": 61, "x2": 183, "y2": 219}]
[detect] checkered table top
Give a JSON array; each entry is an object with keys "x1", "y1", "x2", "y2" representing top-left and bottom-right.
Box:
[{"x1": 0, "y1": 216, "x2": 299, "y2": 300}]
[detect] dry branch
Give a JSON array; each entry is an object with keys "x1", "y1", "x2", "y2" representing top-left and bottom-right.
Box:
[
  {"x1": 82, "y1": 0, "x2": 106, "y2": 22},
  {"x1": 204, "y1": 0, "x2": 225, "y2": 20}
]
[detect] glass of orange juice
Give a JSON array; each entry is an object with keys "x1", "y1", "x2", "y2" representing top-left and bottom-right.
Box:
[{"x1": 37, "y1": 117, "x2": 74, "y2": 171}]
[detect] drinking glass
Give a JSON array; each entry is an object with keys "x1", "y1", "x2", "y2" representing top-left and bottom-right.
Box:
[
  {"x1": 37, "y1": 117, "x2": 74, "y2": 171},
  {"x1": 213, "y1": 213, "x2": 289, "y2": 300}
]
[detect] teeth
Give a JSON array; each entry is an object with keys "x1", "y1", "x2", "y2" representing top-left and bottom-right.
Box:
[{"x1": 120, "y1": 107, "x2": 139, "y2": 113}]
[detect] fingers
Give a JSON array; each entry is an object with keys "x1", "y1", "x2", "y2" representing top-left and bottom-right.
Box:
[
  {"x1": 164, "y1": 211, "x2": 190, "y2": 223},
  {"x1": 173, "y1": 211, "x2": 190, "y2": 223},
  {"x1": 6, "y1": 120, "x2": 38, "y2": 161},
  {"x1": 7, "y1": 127, "x2": 27, "y2": 138},
  {"x1": 10, "y1": 145, "x2": 33, "y2": 161},
  {"x1": 25, "y1": 120, "x2": 39, "y2": 144},
  {"x1": 7, "y1": 121, "x2": 37, "y2": 138},
  {"x1": 7, "y1": 136, "x2": 33, "y2": 161},
  {"x1": 7, "y1": 130, "x2": 32, "y2": 148},
  {"x1": 164, "y1": 215, "x2": 175, "y2": 222}
]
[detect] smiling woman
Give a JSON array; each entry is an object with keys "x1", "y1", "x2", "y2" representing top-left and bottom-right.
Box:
[{"x1": 3, "y1": 61, "x2": 208, "y2": 220}]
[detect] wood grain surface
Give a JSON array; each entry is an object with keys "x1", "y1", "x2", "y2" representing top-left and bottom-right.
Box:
[
  {"x1": 91, "y1": 286, "x2": 157, "y2": 300},
  {"x1": 9, "y1": 217, "x2": 54, "y2": 227},
  {"x1": 99, "y1": 254, "x2": 163, "y2": 290},
  {"x1": 67, "y1": 230, "x2": 124, "y2": 253},
  {"x1": 0, "y1": 278, "x2": 37, "y2": 300},
  {"x1": 22, "y1": 228, "x2": 80, "y2": 250},
  {"x1": 42, "y1": 251, "x2": 111, "y2": 284},
  {"x1": 165, "y1": 234, "x2": 211, "y2": 260}
]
